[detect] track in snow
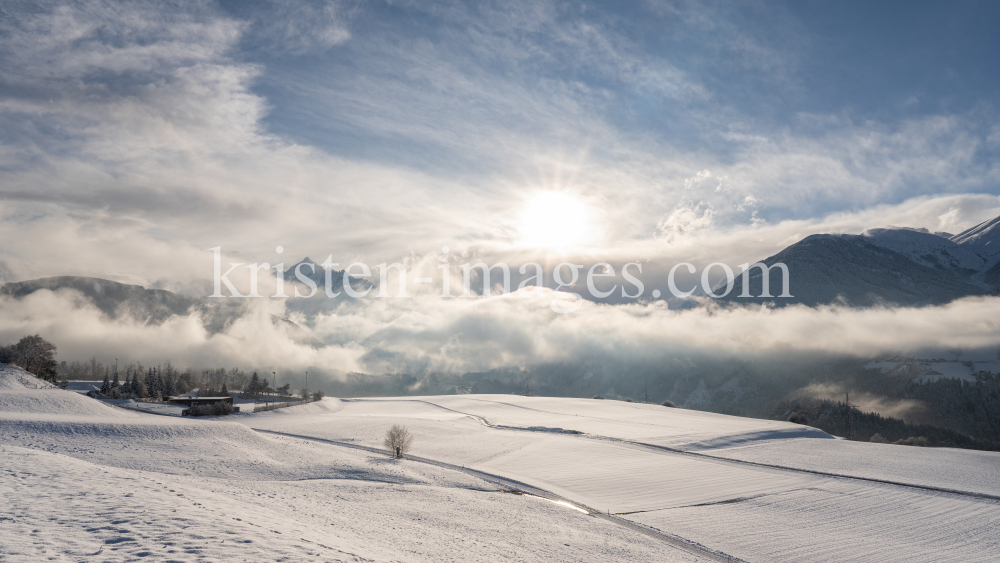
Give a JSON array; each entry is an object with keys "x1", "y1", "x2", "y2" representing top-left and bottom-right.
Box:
[
  {"x1": 364, "y1": 397, "x2": 1000, "y2": 503},
  {"x1": 253, "y1": 428, "x2": 748, "y2": 563}
]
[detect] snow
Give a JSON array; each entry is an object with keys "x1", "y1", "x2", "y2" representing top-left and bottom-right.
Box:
[
  {"x1": 708, "y1": 437, "x2": 1000, "y2": 497},
  {"x1": 951, "y1": 215, "x2": 1000, "y2": 267},
  {"x1": 915, "y1": 361, "x2": 976, "y2": 382},
  {"x1": 0, "y1": 365, "x2": 693, "y2": 562},
  {"x1": 4, "y1": 364, "x2": 999, "y2": 562},
  {"x1": 863, "y1": 227, "x2": 987, "y2": 272},
  {"x1": 243, "y1": 394, "x2": 1000, "y2": 561},
  {"x1": 628, "y1": 480, "x2": 999, "y2": 563},
  {"x1": 864, "y1": 360, "x2": 900, "y2": 372},
  {"x1": 973, "y1": 361, "x2": 1000, "y2": 374}
]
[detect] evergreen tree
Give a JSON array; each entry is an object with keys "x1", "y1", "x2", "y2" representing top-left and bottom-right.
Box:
[
  {"x1": 133, "y1": 374, "x2": 147, "y2": 399},
  {"x1": 121, "y1": 369, "x2": 133, "y2": 396},
  {"x1": 221, "y1": 383, "x2": 229, "y2": 396},
  {"x1": 100, "y1": 369, "x2": 111, "y2": 395},
  {"x1": 242, "y1": 372, "x2": 262, "y2": 400},
  {"x1": 155, "y1": 373, "x2": 165, "y2": 397},
  {"x1": 144, "y1": 368, "x2": 156, "y2": 398},
  {"x1": 111, "y1": 369, "x2": 120, "y2": 390},
  {"x1": 163, "y1": 374, "x2": 176, "y2": 397}
]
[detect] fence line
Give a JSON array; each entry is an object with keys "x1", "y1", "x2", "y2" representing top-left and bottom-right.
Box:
[{"x1": 253, "y1": 397, "x2": 317, "y2": 413}]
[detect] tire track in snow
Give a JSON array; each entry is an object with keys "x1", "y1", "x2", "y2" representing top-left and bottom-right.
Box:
[
  {"x1": 386, "y1": 397, "x2": 1000, "y2": 504},
  {"x1": 252, "y1": 428, "x2": 748, "y2": 563}
]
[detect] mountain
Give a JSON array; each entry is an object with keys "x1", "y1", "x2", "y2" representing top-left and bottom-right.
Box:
[
  {"x1": 719, "y1": 213, "x2": 1000, "y2": 307},
  {"x1": 281, "y1": 257, "x2": 375, "y2": 293},
  {"x1": 721, "y1": 234, "x2": 987, "y2": 307},
  {"x1": 950, "y1": 215, "x2": 1000, "y2": 269},
  {"x1": 0, "y1": 277, "x2": 246, "y2": 333},
  {"x1": 861, "y1": 227, "x2": 987, "y2": 276},
  {"x1": 1, "y1": 258, "x2": 376, "y2": 331},
  {"x1": 1, "y1": 277, "x2": 196, "y2": 322}
]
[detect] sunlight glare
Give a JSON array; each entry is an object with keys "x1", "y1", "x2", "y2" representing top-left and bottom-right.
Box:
[{"x1": 519, "y1": 191, "x2": 590, "y2": 250}]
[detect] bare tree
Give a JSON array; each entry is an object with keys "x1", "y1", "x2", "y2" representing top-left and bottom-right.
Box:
[{"x1": 383, "y1": 424, "x2": 413, "y2": 458}]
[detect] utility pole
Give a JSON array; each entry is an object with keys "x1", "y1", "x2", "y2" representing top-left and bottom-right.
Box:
[
  {"x1": 845, "y1": 392, "x2": 855, "y2": 441},
  {"x1": 272, "y1": 371, "x2": 276, "y2": 407}
]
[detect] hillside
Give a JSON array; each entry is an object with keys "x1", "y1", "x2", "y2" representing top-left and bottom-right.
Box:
[
  {"x1": 4, "y1": 368, "x2": 1000, "y2": 562},
  {"x1": 0, "y1": 277, "x2": 246, "y2": 333}
]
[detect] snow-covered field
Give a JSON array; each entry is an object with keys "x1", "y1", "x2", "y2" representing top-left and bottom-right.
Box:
[{"x1": 3, "y1": 364, "x2": 999, "y2": 562}]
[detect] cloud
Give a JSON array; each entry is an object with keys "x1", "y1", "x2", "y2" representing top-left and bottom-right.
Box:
[
  {"x1": 243, "y1": 0, "x2": 352, "y2": 55},
  {"x1": 4, "y1": 284, "x2": 1000, "y2": 379},
  {"x1": 790, "y1": 382, "x2": 927, "y2": 421}
]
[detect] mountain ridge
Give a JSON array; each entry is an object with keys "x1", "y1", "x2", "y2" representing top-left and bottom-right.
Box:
[{"x1": 720, "y1": 213, "x2": 1000, "y2": 307}]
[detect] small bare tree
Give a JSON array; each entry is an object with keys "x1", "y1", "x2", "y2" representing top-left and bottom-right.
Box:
[{"x1": 383, "y1": 424, "x2": 413, "y2": 458}]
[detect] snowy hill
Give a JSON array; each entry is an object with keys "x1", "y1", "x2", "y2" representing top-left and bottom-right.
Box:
[{"x1": 4, "y1": 368, "x2": 1000, "y2": 562}]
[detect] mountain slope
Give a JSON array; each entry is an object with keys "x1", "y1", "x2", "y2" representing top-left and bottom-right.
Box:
[
  {"x1": 281, "y1": 257, "x2": 375, "y2": 293},
  {"x1": 862, "y1": 227, "x2": 987, "y2": 276},
  {"x1": 720, "y1": 234, "x2": 985, "y2": 307},
  {"x1": 951, "y1": 215, "x2": 1000, "y2": 268},
  {"x1": 0, "y1": 277, "x2": 246, "y2": 333}
]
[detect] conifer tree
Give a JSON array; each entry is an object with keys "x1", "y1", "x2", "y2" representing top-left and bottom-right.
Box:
[
  {"x1": 247, "y1": 372, "x2": 261, "y2": 400},
  {"x1": 121, "y1": 369, "x2": 132, "y2": 396},
  {"x1": 144, "y1": 368, "x2": 157, "y2": 398},
  {"x1": 100, "y1": 370, "x2": 111, "y2": 395},
  {"x1": 134, "y1": 373, "x2": 147, "y2": 399}
]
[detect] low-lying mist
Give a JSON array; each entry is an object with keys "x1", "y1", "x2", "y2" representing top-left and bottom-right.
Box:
[{"x1": 2, "y1": 286, "x2": 998, "y2": 379}]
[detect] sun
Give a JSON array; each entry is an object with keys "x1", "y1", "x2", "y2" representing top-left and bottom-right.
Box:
[{"x1": 519, "y1": 191, "x2": 590, "y2": 250}]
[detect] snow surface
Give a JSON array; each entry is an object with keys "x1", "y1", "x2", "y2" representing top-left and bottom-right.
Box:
[
  {"x1": 4, "y1": 364, "x2": 1000, "y2": 562},
  {"x1": 973, "y1": 361, "x2": 1000, "y2": 374},
  {"x1": 0, "y1": 365, "x2": 693, "y2": 562},
  {"x1": 863, "y1": 227, "x2": 987, "y2": 272},
  {"x1": 243, "y1": 394, "x2": 1000, "y2": 562},
  {"x1": 708, "y1": 438, "x2": 1000, "y2": 497},
  {"x1": 629, "y1": 479, "x2": 999, "y2": 563},
  {"x1": 951, "y1": 215, "x2": 1000, "y2": 267},
  {"x1": 917, "y1": 361, "x2": 976, "y2": 382},
  {"x1": 864, "y1": 360, "x2": 901, "y2": 372}
]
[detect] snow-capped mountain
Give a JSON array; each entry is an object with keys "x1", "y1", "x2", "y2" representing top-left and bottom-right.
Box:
[
  {"x1": 722, "y1": 234, "x2": 986, "y2": 307},
  {"x1": 861, "y1": 227, "x2": 987, "y2": 275},
  {"x1": 721, "y1": 213, "x2": 1000, "y2": 307},
  {"x1": 281, "y1": 257, "x2": 375, "y2": 292},
  {"x1": 950, "y1": 215, "x2": 1000, "y2": 269}
]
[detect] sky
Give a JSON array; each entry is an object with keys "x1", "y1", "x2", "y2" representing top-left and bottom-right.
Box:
[{"x1": 1, "y1": 0, "x2": 1000, "y2": 374}]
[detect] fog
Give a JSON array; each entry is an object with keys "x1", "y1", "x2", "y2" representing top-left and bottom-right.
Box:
[{"x1": 3, "y1": 287, "x2": 998, "y2": 383}]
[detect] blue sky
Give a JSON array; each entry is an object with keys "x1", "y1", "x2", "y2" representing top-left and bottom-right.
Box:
[{"x1": 239, "y1": 0, "x2": 1000, "y2": 179}]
